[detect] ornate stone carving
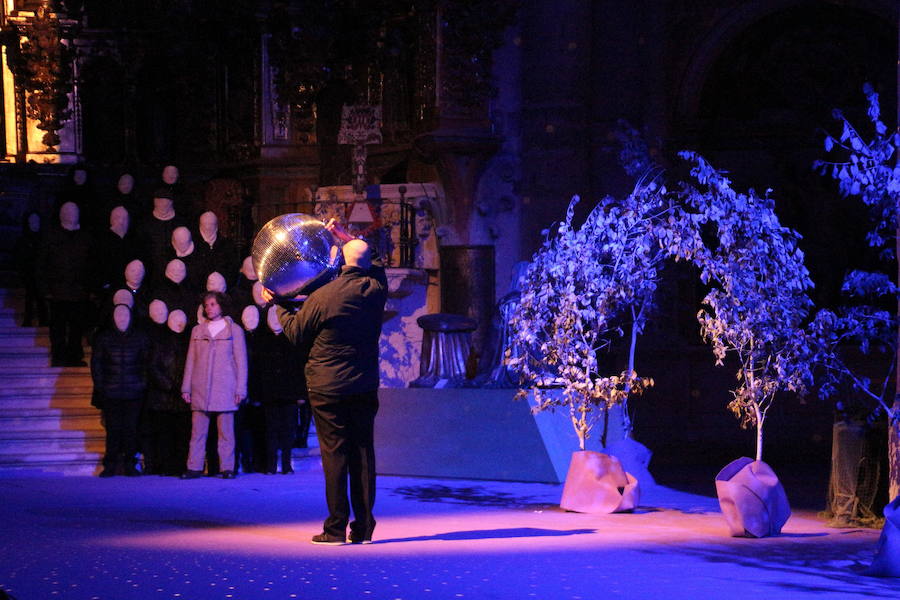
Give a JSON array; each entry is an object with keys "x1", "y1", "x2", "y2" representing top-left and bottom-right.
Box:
[
  {"x1": 5, "y1": 0, "x2": 77, "y2": 151},
  {"x1": 437, "y1": 0, "x2": 517, "y2": 120}
]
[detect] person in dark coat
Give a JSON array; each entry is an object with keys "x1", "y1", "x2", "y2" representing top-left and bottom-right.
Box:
[
  {"x1": 235, "y1": 305, "x2": 267, "y2": 474},
  {"x1": 196, "y1": 211, "x2": 239, "y2": 288},
  {"x1": 154, "y1": 259, "x2": 196, "y2": 322},
  {"x1": 111, "y1": 173, "x2": 143, "y2": 228},
  {"x1": 250, "y1": 305, "x2": 304, "y2": 474},
  {"x1": 91, "y1": 206, "x2": 141, "y2": 297},
  {"x1": 55, "y1": 165, "x2": 101, "y2": 233},
  {"x1": 91, "y1": 304, "x2": 151, "y2": 476},
  {"x1": 146, "y1": 308, "x2": 192, "y2": 476},
  {"x1": 122, "y1": 259, "x2": 152, "y2": 327},
  {"x1": 266, "y1": 222, "x2": 387, "y2": 545},
  {"x1": 170, "y1": 226, "x2": 204, "y2": 296},
  {"x1": 38, "y1": 202, "x2": 91, "y2": 366},
  {"x1": 139, "y1": 189, "x2": 186, "y2": 289},
  {"x1": 137, "y1": 300, "x2": 170, "y2": 474},
  {"x1": 229, "y1": 256, "x2": 258, "y2": 310},
  {"x1": 13, "y1": 211, "x2": 47, "y2": 327}
]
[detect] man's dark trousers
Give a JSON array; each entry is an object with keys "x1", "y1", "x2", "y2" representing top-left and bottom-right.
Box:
[
  {"x1": 49, "y1": 300, "x2": 86, "y2": 365},
  {"x1": 309, "y1": 390, "x2": 378, "y2": 540}
]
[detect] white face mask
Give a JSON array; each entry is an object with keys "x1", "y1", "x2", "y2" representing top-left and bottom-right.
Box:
[
  {"x1": 162, "y1": 165, "x2": 179, "y2": 185},
  {"x1": 199, "y1": 211, "x2": 218, "y2": 244},
  {"x1": 251, "y1": 281, "x2": 266, "y2": 306},
  {"x1": 117, "y1": 174, "x2": 134, "y2": 195},
  {"x1": 171, "y1": 227, "x2": 194, "y2": 256},
  {"x1": 266, "y1": 306, "x2": 283, "y2": 334},
  {"x1": 240, "y1": 256, "x2": 258, "y2": 281},
  {"x1": 59, "y1": 202, "x2": 80, "y2": 231},
  {"x1": 167, "y1": 310, "x2": 187, "y2": 333},
  {"x1": 153, "y1": 197, "x2": 174, "y2": 219},
  {"x1": 110, "y1": 206, "x2": 129, "y2": 237},
  {"x1": 112, "y1": 288, "x2": 134, "y2": 308},
  {"x1": 165, "y1": 259, "x2": 186, "y2": 284},
  {"x1": 149, "y1": 299, "x2": 169, "y2": 324},
  {"x1": 124, "y1": 260, "x2": 145, "y2": 289},
  {"x1": 113, "y1": 305, "x2": 131, "y2": 332},
  {"x1": 241, "y1": 305, "x2": 259, "y2": 331},
  {"x1": 206, "y1": 272, "x2": 226, "y2": 293}
]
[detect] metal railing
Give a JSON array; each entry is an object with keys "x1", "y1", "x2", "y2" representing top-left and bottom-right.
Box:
[{"x1": 253, "y1": 186, "x2": 417, "y2": 268}]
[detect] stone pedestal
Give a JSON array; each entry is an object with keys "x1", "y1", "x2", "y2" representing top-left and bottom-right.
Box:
[{"x1": 439, "y1": 244, "x2": 495, "y2": 366}]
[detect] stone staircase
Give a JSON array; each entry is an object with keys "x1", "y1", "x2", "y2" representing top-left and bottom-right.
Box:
[{"x1": 0, "y1": 288, "x2": 102, "y2": 475}]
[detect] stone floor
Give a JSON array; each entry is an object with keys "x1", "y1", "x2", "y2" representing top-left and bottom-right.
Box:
[{"x1": 0, "y1": 458, "x2": 894, "y2": 600}]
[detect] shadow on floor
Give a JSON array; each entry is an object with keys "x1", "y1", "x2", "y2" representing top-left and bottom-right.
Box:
[
  {"x1": 390, "y1": 483, "x2": 555, "y2": 509},
  {"x1": 376, "y1": 526, "x2": 596, "y2": 544}
]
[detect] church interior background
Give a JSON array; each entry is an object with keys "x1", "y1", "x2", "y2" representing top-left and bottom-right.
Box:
[{"x1": 0, "y1": 0, "x2": 898, "y2": 489}]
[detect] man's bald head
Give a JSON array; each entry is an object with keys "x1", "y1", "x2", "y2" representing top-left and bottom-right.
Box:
[{"x1": 342, "y1": 239, "x2": 371, "y2": 269}]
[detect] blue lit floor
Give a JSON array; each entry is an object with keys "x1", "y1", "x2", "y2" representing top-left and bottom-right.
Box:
[{"x1": 0, "y1": 459, "x2": 891, "y2": 600}]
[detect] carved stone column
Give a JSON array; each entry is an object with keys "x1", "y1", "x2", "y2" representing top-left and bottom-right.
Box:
[
  {"x1": 415, "y1": 130, "x2": 501, "y2": 367},
  {"x1": 411, "y1": 0, "x2": 514, "y2": 371}
]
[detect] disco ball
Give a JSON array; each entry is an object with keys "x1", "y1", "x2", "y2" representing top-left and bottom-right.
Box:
[{"x1": 251, "y1": 213, "x2": 341, "y2": 299}]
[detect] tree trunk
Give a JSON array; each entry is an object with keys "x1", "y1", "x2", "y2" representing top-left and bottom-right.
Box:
[
  {"x1": 572, "y1": 408, "x2": 586, "y2": 451},
  {"x1": 893, "y1": 18, "x2": 900, "y2": 501},
  {"x1": 755, "y1": 402, "x2": 764, "y2": 463},
  {"x1": 621, "y1": 306, "x2": 638, "y2": 439}
]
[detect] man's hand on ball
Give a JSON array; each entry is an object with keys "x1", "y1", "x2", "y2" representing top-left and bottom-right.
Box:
[{"x1": 325, "y1": 218, "x2": 355, "y2": 244}]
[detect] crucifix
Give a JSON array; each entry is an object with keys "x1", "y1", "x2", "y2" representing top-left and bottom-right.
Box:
[{"x1": 338, "y1": 104, "x2": 383, "y2": 196}]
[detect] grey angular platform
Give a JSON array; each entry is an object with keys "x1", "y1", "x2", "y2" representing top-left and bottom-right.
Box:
[{"x1": 375, "y1": 388, "x2": 655, "y2": 485}]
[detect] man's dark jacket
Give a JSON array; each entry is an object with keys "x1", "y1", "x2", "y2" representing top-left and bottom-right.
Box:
[
  {"x1": 276, "y1": 260, "x2": 387, "y2": 395},
  {"x1": 91, "y1": 324, "x2": 151, "y2": 401},
  {"x1": 37, "y1": 227, "x2": 90, "y2": 301},
  {"x1": 147, "y1": 326, "x2": 190, "y2": 412}
]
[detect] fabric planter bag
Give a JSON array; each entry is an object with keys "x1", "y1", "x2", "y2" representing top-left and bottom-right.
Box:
[
  {"x1": 559, "y1": 450, "x2": 639, "y2": 514},
  {"x1": 867, "y1": 496, "x2": 900, "y2": 577},
  {"x1": 715, "y1": 456, "x2": 791, "y2": 538}
]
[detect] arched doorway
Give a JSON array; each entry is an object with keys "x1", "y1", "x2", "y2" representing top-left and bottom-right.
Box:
[{"x1": 674, "y1": 0, "x2": 897, "y2": 307}]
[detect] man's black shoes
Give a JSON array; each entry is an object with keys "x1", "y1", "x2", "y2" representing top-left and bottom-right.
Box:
[
  {"x1": 349, "y1": 535, "x2": 372, "y2": 545},
  {"x1": 310, "y1": 533, "x2": 346, "y2": 546}
]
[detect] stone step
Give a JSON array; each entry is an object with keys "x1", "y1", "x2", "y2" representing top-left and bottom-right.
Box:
[
  {"x1": 0, "y1": 310, "x2": 23, "y2": 325},
  {"x1": 0, "y1": 356, "x2": 62, "y2": 368},
  {"x1": 0, "y1": 379, "x2": 92, "y2": 394},
  {"x1": 0, "y1": 412, "x2": 103, "y2": 433},
  {"x1": 0, "y1": 394, "x2": 93, "y2": 409},
  {"x1": 0, "y1": 406, "x2": 99, "y2": 418},
  {"x1": 0, "y1": 334, "x2": 50, "y2": 348},
  {"x1": 0, "y1": 325, "x2": 48, "y2": 336},
  {"x1": 0, "y1": 366, "x2": 91, "y2": 377},
  {"x1": 0, "y1": 381, "x2": 93, "y2": 395},
  {"x1": 0, "y1": 428, "x2": 101, "y2": 441},
  {"x1": 0, "y1": 346, "x2": 52, "y2": 356},
  {"x1": 0, "y1": 450, "x2": 104, "y2": 464},
  {"x1": 0, "y1": 380, "x2": 92, "y2": 391},
  {"x1": 0, "y1": 461, "x2": 100, "y2": 477},
  {"x1": 0, "y1": 437, "x2": 104, "y2": 455}
]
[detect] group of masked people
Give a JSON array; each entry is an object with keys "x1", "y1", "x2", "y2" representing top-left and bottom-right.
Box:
[
  {"x1": 13, "y1": 165, "x2": 311, "y2": 478},
  {"x1": 17, "y1": 167, "x2": 389, "y2": 543}
]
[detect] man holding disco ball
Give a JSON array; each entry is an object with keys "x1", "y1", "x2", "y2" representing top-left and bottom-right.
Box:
[{"x1": 257, "y1": 216, "x2": 387, "y2": 546}]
